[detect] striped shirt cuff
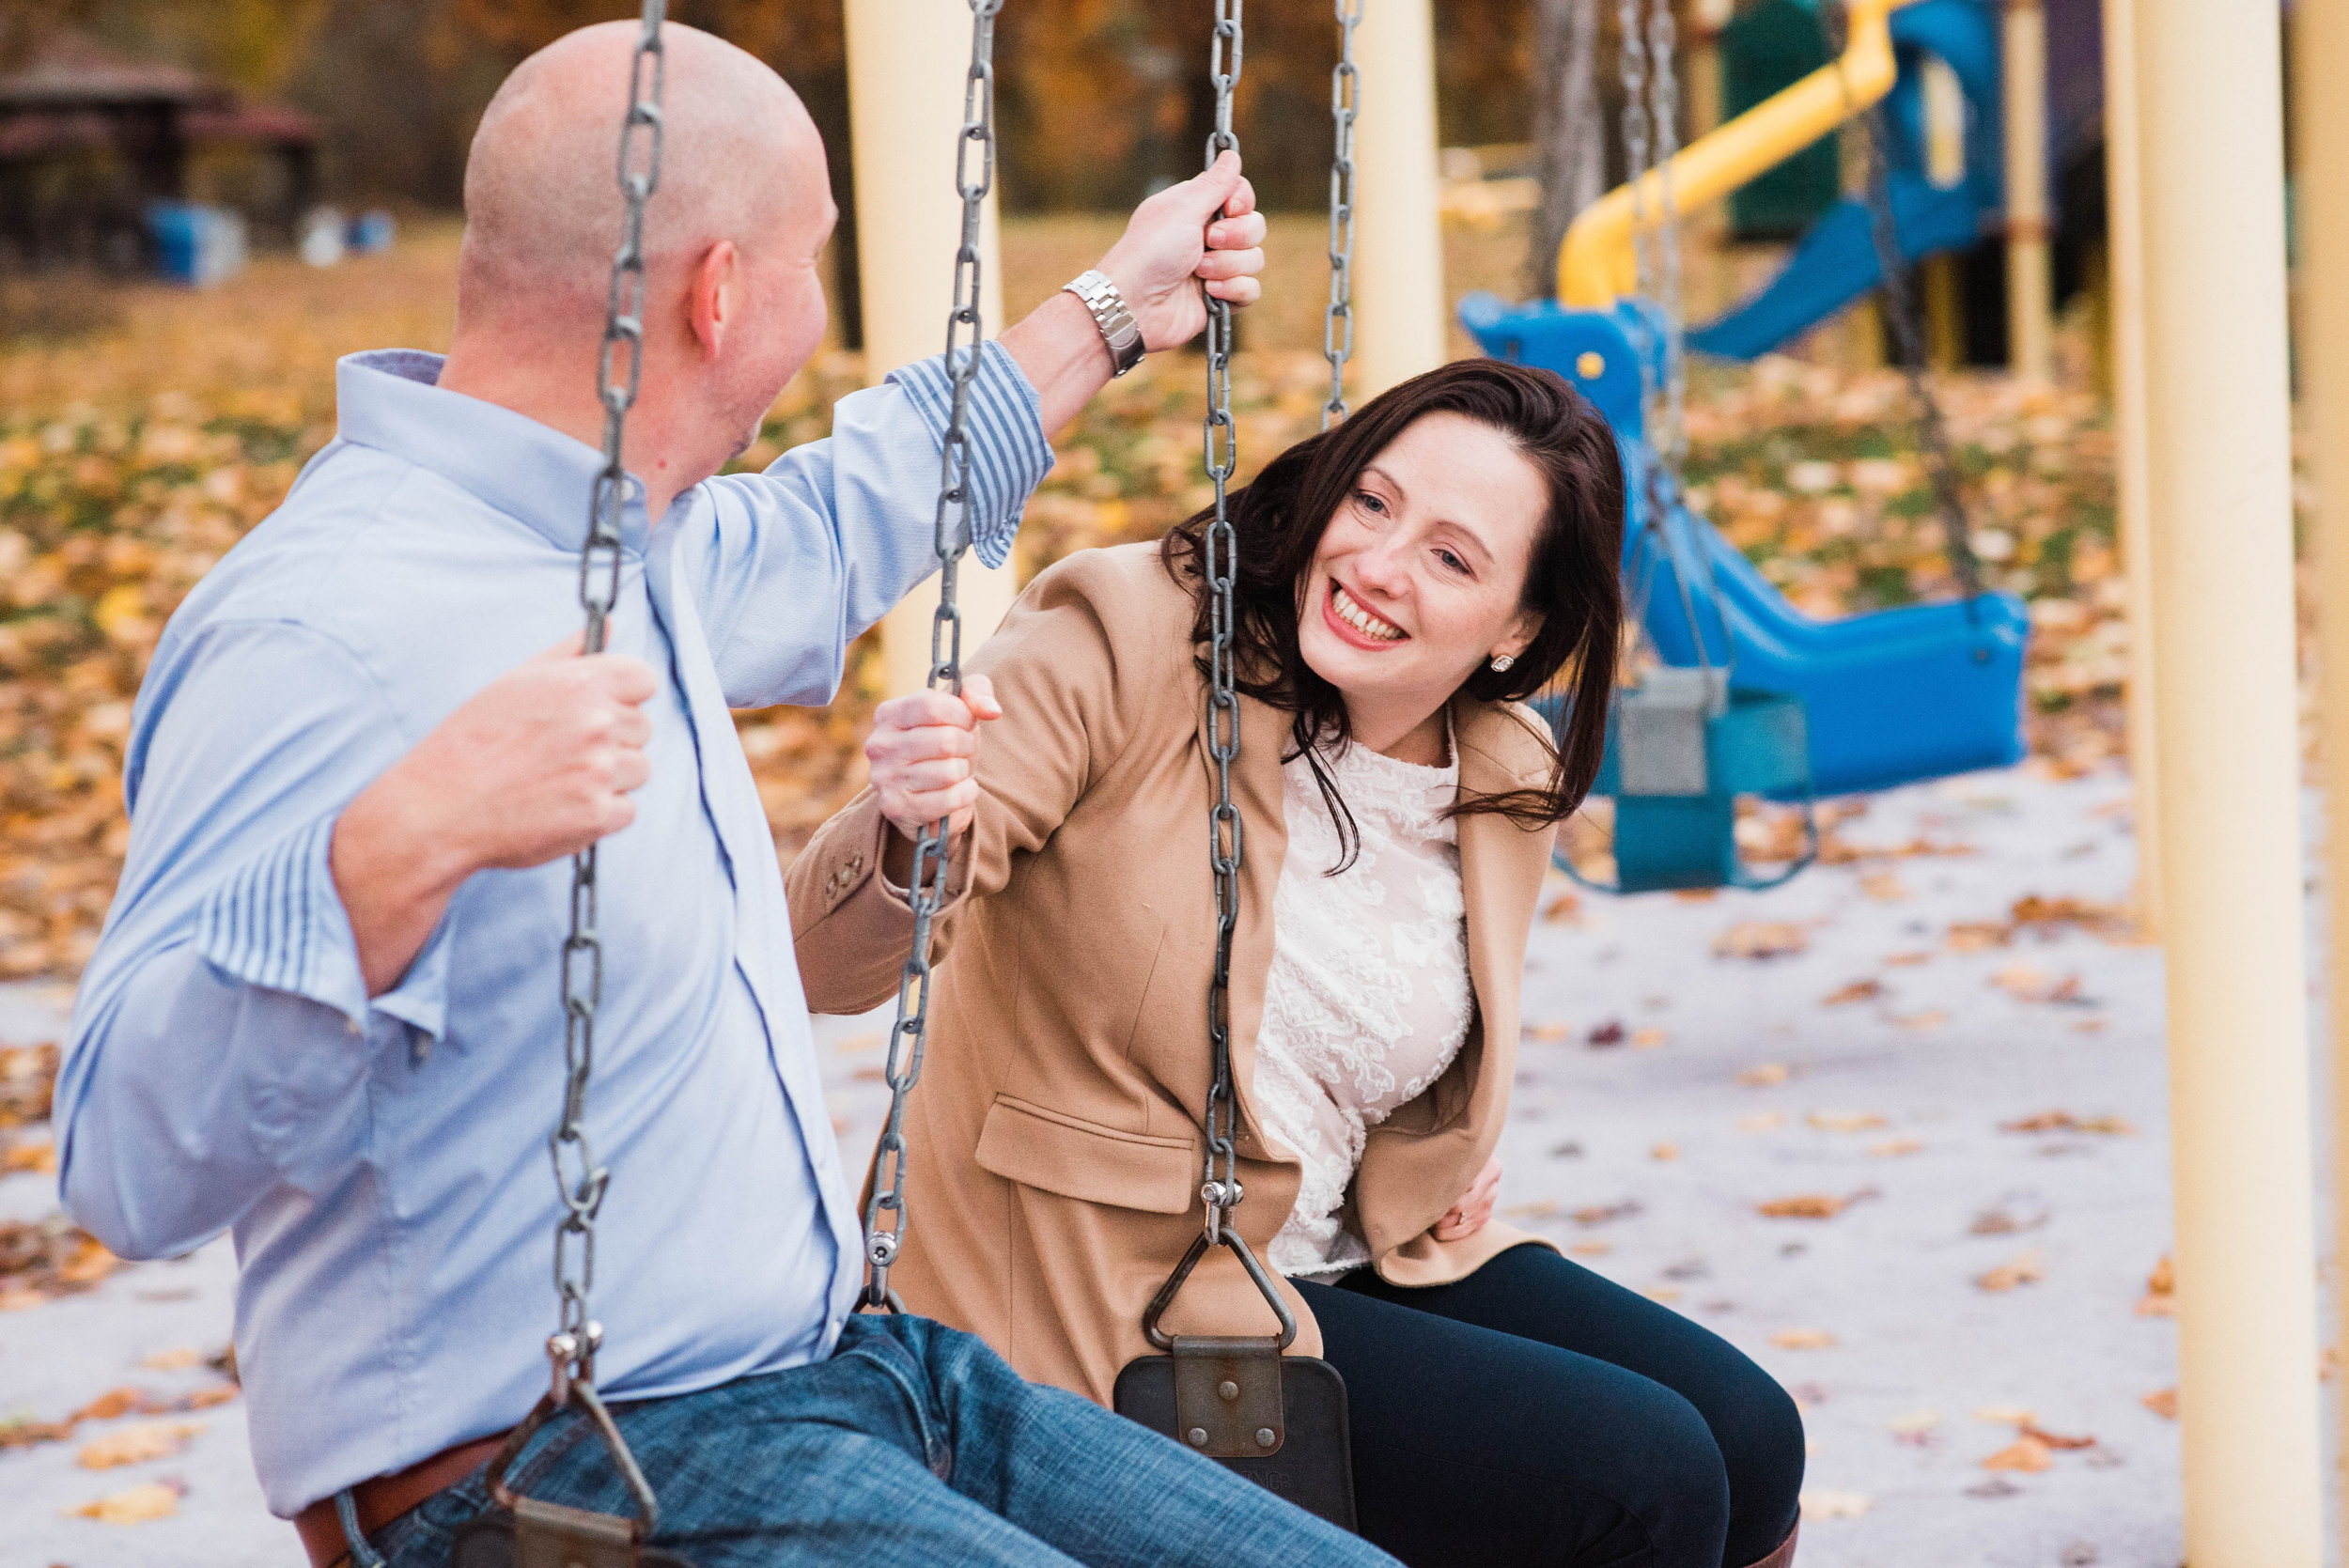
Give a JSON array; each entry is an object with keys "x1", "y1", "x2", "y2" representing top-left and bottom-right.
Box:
[
  {"x1": 886, "y1": 339, "x2": 1054, "y2": 571},
  {"x1": 195, "y1": 814, "x2": 452, "y2": 1036}
]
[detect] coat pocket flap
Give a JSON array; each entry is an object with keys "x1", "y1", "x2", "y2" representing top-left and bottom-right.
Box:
[{"x1": 973, "y1": 1095, "x2": 1200, "y2": 1215}]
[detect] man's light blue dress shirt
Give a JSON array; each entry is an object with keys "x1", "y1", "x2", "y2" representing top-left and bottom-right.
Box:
[{"x1": 55, "y1": 345, "x2": 1052, "y2": 1517}]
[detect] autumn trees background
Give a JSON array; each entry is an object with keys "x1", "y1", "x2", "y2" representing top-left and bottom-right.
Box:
[{"x1": 0, "y1": 0, "x2": 1544, "y2": 216}]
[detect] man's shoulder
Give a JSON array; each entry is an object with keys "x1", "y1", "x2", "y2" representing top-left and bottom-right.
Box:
[{"x1": 177, "y1": 442, "x2": 545, "y2": 634}]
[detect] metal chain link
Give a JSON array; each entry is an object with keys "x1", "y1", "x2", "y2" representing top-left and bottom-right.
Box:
[
  {"x1": 1201, "y1": 0, "x2": 1247, "y2": 1247},
  {"x1": 1822, "y1": 3, "x2": 1983, "y2": 603},
  {"x1": 1644, "y1": 0, "x2": 1687, "y2": 484},
  {"x1": 860, "y1": 0, "x2": 1003, "y2": 1311},
  {"x1": 546, "y1": 0, "x2": 665, "y2": 1409},
  {"x1": 1322, "y1": 0, "x2": 1361, "y2": 428}
]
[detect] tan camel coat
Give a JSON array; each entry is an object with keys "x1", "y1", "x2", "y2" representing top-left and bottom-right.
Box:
[{"x1": 788, "y1": 541, "x2": 1560, "y2": 1405}]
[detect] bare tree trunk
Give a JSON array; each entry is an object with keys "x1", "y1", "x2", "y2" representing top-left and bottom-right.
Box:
[{"x1": 1530, "y1": 0, "x2": 1604, "y2": 299}]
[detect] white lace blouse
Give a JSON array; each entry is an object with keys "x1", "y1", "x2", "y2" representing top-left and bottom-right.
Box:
[{"x1": 1252, "y1": 731, "x2": 1474, "y2": 1281}]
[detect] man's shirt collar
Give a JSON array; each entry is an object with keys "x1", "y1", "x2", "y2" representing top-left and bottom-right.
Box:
[{"x1": 334, "y1": 349, "x2": 655, "y2": 557}]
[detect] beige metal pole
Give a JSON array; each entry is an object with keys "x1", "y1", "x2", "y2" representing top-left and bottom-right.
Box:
[
  {"x1": 2295, "y1": 0, "x2": 2349, "y2": 1527},
  {"x1": 845, "y1": 0, "x2": 1017, "y2": 700},
  {"x1": 2100, "y1": 0, "x2": 2158, "y2": 937},
  {"x1": 2137, "y1": 0, "x2": 2322, "y2": 1560},
  {"x1": 1350, "y1": 0, "x2": 1447, "y2": 397},
  {"x1": 2000, "y1": 0, "x2": 2052, "y2": 381}
]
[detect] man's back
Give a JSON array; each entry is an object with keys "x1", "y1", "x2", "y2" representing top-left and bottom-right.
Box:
[{"x1": 50, "y1": 345, "x2": 1049, "y2": 1514}]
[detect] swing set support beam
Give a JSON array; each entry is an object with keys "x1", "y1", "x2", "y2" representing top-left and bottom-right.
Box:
[
  {"x1": 845, "y1": 0, "x2": 1018, "y2": 697},
  {"x1": 2130, "y1": 0, "x2": 2323, "y2": 1559},
  {"x1": 2297, "y1": 0, "x2": 2349, "y2": 1552}
]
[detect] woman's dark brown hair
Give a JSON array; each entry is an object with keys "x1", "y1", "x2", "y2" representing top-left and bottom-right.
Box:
[{"x1": 1162, "y1": 357, "x2": 1626, "y2": 868}]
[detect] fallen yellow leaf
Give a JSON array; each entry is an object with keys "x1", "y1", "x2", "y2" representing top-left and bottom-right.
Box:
[
  {"x1": 1737, "y1": 1111, "x2": 1786, "y2": 1133},
  {"x1": 1886, "y1": 1408, "x2": 1943, "y2": 1435},
  {"x1": 1758, "y1": 1193, "x2": 1849, "y2": 1219},
  {"x1": 1859, "y1": 872, "x2": 1908, "y2": 901},
  {"x1": 1521, "y1": 1021, "x2": 1572, "y2": 1043},
  {"x1": 1771, "y1": 1328, "x2": 1838, "y2": 1350},
  {"x1": 1981, "y1": 1435, "x2": 2053, "y2": 1473},
  {"x1": 1887, "y1": 1008, "x2": 1950, "y2": 1031},
  {"x1": 1715, "y1": 921, "x2": 1810, "y2": 960},
  {"x1": 1975, "y1": 1250, "x2": 2046, "y2": 1293},
  {"x1": 137, "y1": 1347, "x2": 200, "y2": 1372},
  {"x1": 1650, "y1": 1141, "x2": 1679, "y2": 1162},
  {"x1": 2142, "y1": 1388, "x2": 2178, "y2": 1420},
  {"x1": 1797, "y1": 1488, "x2": 1871, "y2": 1520},
  {"x1": 69, "y1": 1480, "x2": 182, "y2": 1524},
  {"x1": 1866, "y1": 1137, "x2": 1924, "y2": 1157},
  {"x1": 1821, "y1": 979, "x2": 1883, "y2": 1006},
  {"x1": 2, "y1": 1139, "x2": 55, "y2": 1172},
  {"x1": 1805, "y1": 1110, "x2": 1887, "y2": 1133},
  {"x1": 1736, "y1": 1063, "x2": 1792, "y2": 1088},
  {"x1": 1971, "y1": 1405, "x2": 2036, "y2": 1427},
  {"x1": 1947, "y1": 921, "x2": 2013, "y2": 952},
  {"x1": 1567, "y1": 1239, "x2": 1612, "y2": 1257},
  {"x1": 830, "y1": 1033, "x2": 881, "y2": 1055},
  {"x1": 77, "y1": 1421, "x2": 203, "y2": 1470},
  {"x1": 1631, "y1": 1027, "x2": 1668, "y2": 1050}
]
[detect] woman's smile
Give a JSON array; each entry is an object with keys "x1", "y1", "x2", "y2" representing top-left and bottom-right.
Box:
[{"x1": 1324, "y1": 578, "x2": 1408, "y2": 648}]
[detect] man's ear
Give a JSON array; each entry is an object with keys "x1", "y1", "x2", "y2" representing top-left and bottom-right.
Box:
[{"x1": 688, "y1": 241, "x2": 740, "y2": 361}]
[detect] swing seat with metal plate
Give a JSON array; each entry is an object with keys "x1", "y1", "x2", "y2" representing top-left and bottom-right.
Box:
[
  {"x1": 1541, "y1": 666, "x2": 1816, "y2": 893},
  {"x1": 1112, "y1": 1214, "x2": 1358, "y2": 1532},
  {"x1": 1458, "y1": 295, "x2": 2028, "y2": 802}
]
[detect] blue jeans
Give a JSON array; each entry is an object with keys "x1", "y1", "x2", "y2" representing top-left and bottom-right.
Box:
[{"x1": 366, "y1": 1312, "x2": 1394, "y2": 1566}]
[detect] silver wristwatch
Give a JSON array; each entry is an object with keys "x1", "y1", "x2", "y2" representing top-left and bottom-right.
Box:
[{"x1": 1063, "y1": 269, "x2": 1145, "y2": 378}]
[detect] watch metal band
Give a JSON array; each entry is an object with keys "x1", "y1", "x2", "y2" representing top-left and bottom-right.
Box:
[{"x1": 1063, "y1": 269, "x2": 1145, "y2": 378}]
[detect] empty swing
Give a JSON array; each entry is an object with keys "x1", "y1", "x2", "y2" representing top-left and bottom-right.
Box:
[{"x1": 1476, "y1": 0, "x2": 2027, "y2": 894}]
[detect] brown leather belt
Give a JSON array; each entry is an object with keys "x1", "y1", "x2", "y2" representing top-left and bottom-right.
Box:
[{"x1": 292, "y1": 1432, "x2": 509, "y2": 1568}]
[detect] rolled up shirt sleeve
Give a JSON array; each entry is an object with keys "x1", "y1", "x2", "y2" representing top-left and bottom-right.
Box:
[
  {"x1": 690, "y1": 341, "x2": 1055, "y2": 708},
  {"x1": 57, "y1": 619, "x2": 447, "y2": 1260}
]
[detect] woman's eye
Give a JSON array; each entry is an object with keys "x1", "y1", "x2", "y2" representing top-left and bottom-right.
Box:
[
  {"x1": 1436, "y1": 549, "x2": 1470, "y2": 575},
  {"x1": 1356, "y1": 490, "x2": 1387, "y2": 516}
]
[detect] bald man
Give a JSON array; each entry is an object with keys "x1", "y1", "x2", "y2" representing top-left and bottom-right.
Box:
[{"x1": 56, "y1": 22, "x2": 1398, "y2": 1568}]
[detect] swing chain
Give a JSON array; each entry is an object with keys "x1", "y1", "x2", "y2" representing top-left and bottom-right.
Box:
[
  {"x1": 1323, "y1": 0, "x2": 1361, "y2": 428},
  {"x1": 1824, "y1": 3, "x2": 1983, "y2": 602},
  {"x1": 1202, "y1": 0, "x2": 1247, "y2": 1247},
  {"x1": 861, "y1": 0, "x2": 1003, "y2": 1311},
  {"x1": 547, "y1": 0, "x2": 664, "y2": 1407},
  {"x1": 1644, "y1": 0, "x2": 1686, "y2": 484}
]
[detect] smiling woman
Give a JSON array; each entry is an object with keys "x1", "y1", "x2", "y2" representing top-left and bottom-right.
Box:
[
  {"x1": 1161, "y1": 357, "x2": 1625, "y2": 871},
  {"x1": 792, "y1": 358, "x2": 1809, "y2": 1568}
]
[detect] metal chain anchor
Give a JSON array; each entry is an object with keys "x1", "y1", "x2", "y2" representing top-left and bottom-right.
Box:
[
  {"x1": 548, "y1": 0, "x2": 665, "y2": 1415},
  {"x1": 861, "y1": 0, "x2": 1003, "y2": 1311},
  {"x1": 1323, "y1": 0, "x2": 1361, "y2": 428},
  {"x1": 1822, "y1": 2, "x2": 1983, "y2": 604},
  {"x1": 1201, "y1": 0, "x2": 1247, "y2": 1247}
]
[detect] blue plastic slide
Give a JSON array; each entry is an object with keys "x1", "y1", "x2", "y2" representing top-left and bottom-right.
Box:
[
  {"x1": 1691, "y1": 0, "x2": 2003, "y2": 362},
  {"x1": 1688, "y1": 173, "x2": 1982, "y2": 360},
  {"x1": 1459, "y1": 293, "x2": 2028, "y2": 798}
]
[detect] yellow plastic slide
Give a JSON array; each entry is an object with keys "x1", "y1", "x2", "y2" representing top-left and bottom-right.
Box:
[{"x1": 1558, "y1": 0, "x2": 1912, "y2": 308}]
